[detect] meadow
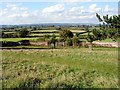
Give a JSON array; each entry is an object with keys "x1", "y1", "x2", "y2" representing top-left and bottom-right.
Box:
[{"x1": 2, "y1": 47, "x2": 118, "y2": 88}]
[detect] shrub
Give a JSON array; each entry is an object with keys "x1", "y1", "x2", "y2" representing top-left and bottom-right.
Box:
[
  {"x1": 65, "y1": 38, "x2": 73, "y2": 46},
  {"x1": 19, "y1": 28, "x2": 29, "y2": 38},
  {"x1": 59, "y1": 30, "x2": 73, "y2": 39},
  {"x1": 72, "y1": 36, "x2": 80, "y2": 46}
]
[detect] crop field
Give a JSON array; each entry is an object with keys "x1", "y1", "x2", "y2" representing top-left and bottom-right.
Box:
[{"x1": 2, "y1": 47, "x2": 118, "y2": 88}]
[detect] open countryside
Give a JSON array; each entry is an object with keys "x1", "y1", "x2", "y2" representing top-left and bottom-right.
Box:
[{"x1": 1, "y1": 1, "x2": 119, "y2": 89}]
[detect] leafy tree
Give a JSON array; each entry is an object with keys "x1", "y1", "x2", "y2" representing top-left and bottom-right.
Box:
[
  {"x1": 19, "y1": 28, "x2": 29, "y2": 38},
  {"x1": 96, "y1": 13, "x2": 103, "y2": 22},
  {"x1": 96, "y1": 13, "x2": 120, "y2": 41},
  {"x1": 49, "y1": 34, "x2": 57, "y2": 49},
  {"x1": 59, "y1": 29, "x2": 73, "y2": 46},
  {"x1": 85, "y1": 28, "x2": 105, "y2": 51},
  {"x1": 59, "y1": 29, "x2": 73, "y2": 39},
  {"x1": 43, "y1": 34, "x2": 50, "y2": 41},
  {"x1": 65, "y1": 38, "x2": 73, "y2": 46},
  {"x1": 72, "y1": 35, "x2": 79, "y2": 46},
  {"x1": 1, "y1": 31, "x2": 4, "y2": 38}
]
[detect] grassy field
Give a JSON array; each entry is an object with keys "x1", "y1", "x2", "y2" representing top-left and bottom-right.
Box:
[
  {"x1": 94, "y1": 38, "x2": 117, "y2": 42},
  {"x1": 31, "y1": 30, "x2": 58, "y2": 33},
  {"x1": 1, "y1": 37, "x2": 39, "y2": 42},
  {"x1": 30, "y1": 33, "x2": 60, "y2": 37},
  {"x1": 2, "y1": 47, "x2": 118, "y2": 88}
]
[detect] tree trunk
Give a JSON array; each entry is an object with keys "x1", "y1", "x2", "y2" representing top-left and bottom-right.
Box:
[
  {"x1": 89, "y1": 42, "x2": 93, "y2": 51},
  {"x1": 63, "y1": 42, "x2": 65, "y2": 46},
  {"x1": 53, "y1": 42, "x2": 56, "y2": 49}
]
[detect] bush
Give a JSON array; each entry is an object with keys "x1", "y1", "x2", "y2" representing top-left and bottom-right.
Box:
[
  {"x1": 72, "y1": 36, "x2": 80, "y2": 46},
  {"x1": 79, "y1": 35, "x2": 87, "y2": 39},
  {"x1": 2, "y1": 33, "x2": 19, "y2": 38},
  {"x1": 59, "y1": 30, "x2": 73, "y2": 39},
  {"x1": 18, "y1": 40, "x2": 30, "y2": 45},
  {"x1": 65, "y1": 38, "x2": 73, "y2": 46},
  {"x1": 19, "y1": 28, "x2": 29, "y2": 38},
  {"x1": 2, "y1": 41, "x2": 20, "y2": 47}
]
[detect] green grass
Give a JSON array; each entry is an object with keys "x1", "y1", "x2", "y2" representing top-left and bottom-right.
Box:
[
  {"x1": 1, "y1": 37, "x2": 39, "y2": 42},
  {"x1": 70, "y1": 30, "x2": 85, "y2": 33},
  {"x1": 94, "y1": 38, "x2": 116, "y2": 42},
  {"x1": 30, "y1": 33, "x2": 59, "y2": 37},
  {"x1": 31, "y1": 30, "x2": 58, "y2": 33},
  {"x1": 2, "y1": 47, "x2": 118, "y2": 88}
]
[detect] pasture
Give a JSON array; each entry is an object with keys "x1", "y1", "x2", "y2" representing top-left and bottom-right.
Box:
[
  {"x1": 2, "y1": 47, "x2": 118, "y2": 88},
  {"x1": 1, "y1": 37, "x2": 39, "y2": 42},
  {"x1": 2, "y1": 29, "x2": 117, "y2": 43}
]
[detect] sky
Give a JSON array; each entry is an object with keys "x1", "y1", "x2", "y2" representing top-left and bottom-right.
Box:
[{"x1": 0, "y1": 0, "x2": 119, "y2": 25}]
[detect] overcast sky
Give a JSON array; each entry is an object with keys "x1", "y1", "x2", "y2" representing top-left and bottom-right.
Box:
[{"x1": 0, "y1": 0, "x2": 119, "y2": 25}]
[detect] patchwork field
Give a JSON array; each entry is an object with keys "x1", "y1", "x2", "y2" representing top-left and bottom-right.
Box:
[{"x1": 2, "y1": 47, "x2": 118, "y2": 88}]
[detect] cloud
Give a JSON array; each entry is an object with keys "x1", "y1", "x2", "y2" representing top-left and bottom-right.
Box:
[
  {"x1": 64, "y1": 0, "x2": 92, "y2": 3},
  {"x1": 42, "y1": 4, "x2": 64, "y2": 13},
  {"x1": 0, "y1": 2, "x2": 117, "y2": 25},
  {"x1": 104, "y1": 5, "x2": 110, "y2": 12},
  {"x1": 6, "y1": 3, "x2": 17, "y2": 8},
  {"x1": 0, "y1": 11, "x2": 7, "y2": 16},
  {"x1": 69, "y1": 6, "x2": 84, "y2": 13},
  {"x1": 89, "y1": 4, "x2": 101, "y2": 12},
  {"x1": 6, "y1": 3, "x2": 28, "y2": 11}
]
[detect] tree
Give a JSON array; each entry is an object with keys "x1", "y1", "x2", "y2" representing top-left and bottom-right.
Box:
[
  {"x1": 49, "y1": 34, "x2": 57, "y2": 49},
  {"x1": 59, "y1": 29, "x2": 73, "y2": 39},
  {"x1": 72, "y1": 35, "x2": 79, "y2": 46},
  {"x1": 85, "y1": 28, "x2": 95, "y2": 51},
  {"x1": 66, "y1": 38, "x2": 73, "y2": 46},
  {"x1": 1, "y1": 31, "x2": 4, "y2": 38},
  {"x1": 96, "y1": 13, "x2": 120, "y2": 41},
  {"x1": 19, "y1": 28, "x2": 29, "y2": 38},
  {"x1": 43, "y1": 34, "x2": 50, "y2": 41},
  {"x1": 96, "y1": 13, "x2": 103, "y2": 22},
  {"x1": 59, "y1": 29, "x2": 73, "y2": 46}
]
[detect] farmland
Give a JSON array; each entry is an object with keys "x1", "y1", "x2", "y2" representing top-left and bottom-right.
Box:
[
  {"x1": 1, "y1": 1, "x2": 120, "y2": 89},
  {"x1": 1, "y1": 27, "x2": 119, "y2": 88},
  {"x1": 2, "y1": 47, "x2": 118, "y2": 88}
]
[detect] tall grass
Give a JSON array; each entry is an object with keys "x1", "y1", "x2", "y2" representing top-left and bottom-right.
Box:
[{"x1": 2, "y1": 48, "x2": 118, "y2": 88}]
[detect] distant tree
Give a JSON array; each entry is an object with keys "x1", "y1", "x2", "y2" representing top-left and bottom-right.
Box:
[
  {"x1": 1, "y1": 31, "x2": 4, "y2": 38},
  {"x1": 33, "y1": 27, "x2": 37, "y2": 30},
  {"x1": 59, "y1": 29, "x2": 73, "y2": 46},
  {"x1": 19, "y1": 28, "x2": 29, "y2": 38},
  {"x1": 43, "y1": 34, "x2": 51, "y2": 41},
  {"x1": 49, "y1": 34, "x2": 57, "y2": 49},
  {"x1": 66, "y1": 38, "x2": 73, "y2": 46},
  {"x1": 85, "y1": 28, "x2": 95, "y2": 51},
  {"x1": 59, "y1": 29, "x2": 73, "y2": 39},
  {"x1": 72, "y1": 35, "x2": 79, "y2": 46}
]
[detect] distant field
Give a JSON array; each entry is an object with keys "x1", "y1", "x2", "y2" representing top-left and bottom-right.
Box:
[
  {"x1": 1, "y1": 37, "x2": 39, "y2": 42},
  {"x1": 2, "y1": 48, "x2": 118, "y2": 88},
  {"x1": 94, "y1": 38, "x2": 119, "y2": 42},
  {"x1": 31, "y1": 30, "x2": 58, "y2": 33},
  {"x1": 70, "y1": 30, "x2": 85, "y2": 33},
  {"x1": 30, "y1": 33, "x2": 59, "y2": 37}
]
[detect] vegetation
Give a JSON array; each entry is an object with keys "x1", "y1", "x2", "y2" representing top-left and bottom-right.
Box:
[
  {"x1": 1, "y1": 13, "x2": 119, "y2": 89},
  {"x1": 49, "y1": 34, "x2": 57, "y2": 49},
  {"x1": 2, "y1": 48, "x2": 118, "y2": 88},
  {"x1": 18, "y1": 28, "x2": 29, "y2": 38},
  {"x1": 96, "y1": 13, "x2": 119, "y2": 41}
]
